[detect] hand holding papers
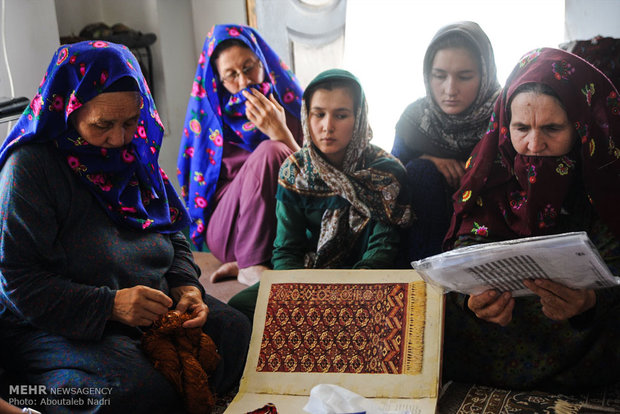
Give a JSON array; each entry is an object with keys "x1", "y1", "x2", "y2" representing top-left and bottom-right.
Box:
[{"x1": 412, "y1": 232, "x2": 619, "y2": 297}]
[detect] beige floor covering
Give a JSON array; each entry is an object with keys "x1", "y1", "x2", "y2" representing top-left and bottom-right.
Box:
[{"x1": 193, "y1": 251, "x2": 246, "y2": 303}]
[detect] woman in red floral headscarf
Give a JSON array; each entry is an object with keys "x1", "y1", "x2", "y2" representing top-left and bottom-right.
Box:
[{"x1": 442, "y1": 48, "x2": 620, "y2": 392}]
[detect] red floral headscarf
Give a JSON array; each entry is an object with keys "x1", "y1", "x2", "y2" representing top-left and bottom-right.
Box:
[{"x1": 445, "y1": 48, "x2": 620, "y2": 248}]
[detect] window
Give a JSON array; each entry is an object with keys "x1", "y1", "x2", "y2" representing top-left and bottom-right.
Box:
[{"x1": 343, "y1": 0, "x2": 565, "y2": 151}]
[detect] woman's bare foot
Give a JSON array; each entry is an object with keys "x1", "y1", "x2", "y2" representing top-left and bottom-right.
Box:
[
  {"x1": 238, "y1": 265, "x2": 269, "y2": 286},
  {"x1": 210, "y1": 261, "x2": 239, "y2": 283}
]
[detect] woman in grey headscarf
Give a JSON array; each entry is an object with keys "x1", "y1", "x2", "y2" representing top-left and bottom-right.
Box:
[{"x1": 392, "y1": 21, "x2": 500, "y2": 262}]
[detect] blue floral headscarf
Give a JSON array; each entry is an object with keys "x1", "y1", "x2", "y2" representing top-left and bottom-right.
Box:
[
  {"x1": 0, "y1": 41, "x2": 190, "y2": 233},
  {"x1": 177, "y1": 24, "x2": 303, "y2": 249}
]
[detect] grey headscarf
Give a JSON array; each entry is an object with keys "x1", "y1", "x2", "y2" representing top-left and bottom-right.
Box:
[{"x1": 395, "y1": 21, "x2": 501, "y2": 160}]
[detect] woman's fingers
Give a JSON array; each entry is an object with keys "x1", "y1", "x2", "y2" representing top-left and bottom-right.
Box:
[
  {"x1": 423, "y1": 155, "x2": 466, "y2": 188},
  {"x1": 467, "y1": 290, "x2": 499, "y2": 310},
  {"x1": 171, "y1": 286, "x2": 209, "y2": 328},
  {"x1": 181, "y1": 303, "x2": 209, "y2": 328},
  {"x1": 244, "y1": 90, "x2": 269, "y2": 122},
  {"x1": 269, "y1": 93, "x2": 284, "y2": 109},
  {"x1": 493, "y1": 297, "x2": 515, "y2": 326},
  {"x1": 524, "y1": 279, "x2": 596, "y2": 320},
  {"x1": 242, "y1": 89, "x2": 288, "y2": 139},
  {"x1": 142, "y1": 285, "x2": 174, "y2": 307},
  {"x1": 111, "y1": 286, "x2": 172, "y2": 326},
  {"x1": 453, "y1": 160, "x2": 466, "y2": 179},
  {"x1": 468, "y1": 290, "x2": 515, "y2": 326},
  {"x1": 243, "y1": 89, "x2": 269, "y2": 112},
  {"x1": 444, "y1": 160, "x2": 465, "y2": 187}
]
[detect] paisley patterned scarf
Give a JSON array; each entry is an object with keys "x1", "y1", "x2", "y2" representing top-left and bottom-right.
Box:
[
  {"x1": 0, "y1": 41, "x2": 189, "y2": 233},
  {"x1": 278, "y1": 69, "x2": 412, "y2": 268}
]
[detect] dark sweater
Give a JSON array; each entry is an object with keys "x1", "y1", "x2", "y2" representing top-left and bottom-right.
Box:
[{"x1": 0, "y1": 143, "x2": 202, "y2": 341}]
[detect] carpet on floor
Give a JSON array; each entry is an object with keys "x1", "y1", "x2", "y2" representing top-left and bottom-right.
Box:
[{"x1": 438, "y1": 381, "x2": 620, "y2": 414}]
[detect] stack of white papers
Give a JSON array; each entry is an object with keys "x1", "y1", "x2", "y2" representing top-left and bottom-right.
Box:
[{"x1": 412, "y1": 232, "x2": 619, "y2": 296}]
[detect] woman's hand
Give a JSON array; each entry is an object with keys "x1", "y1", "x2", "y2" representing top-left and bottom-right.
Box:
[
  {"x1": 467, "y1": 290, "x2": 515, "y2": 326},
  {"x1": 523, "y1": 279, "x2": 596, "y2": 320},
  {"x1": 111, "y1": 285, "x2": 173, "y2": 327},
  {"x1": 243, "y1": 89, "x2": 299, "y2": 151},
  {"x1": 170, "y1": 285, "x2": 209, "y2": 328},
  {"x1": 420, "y1": 154, "x2": 465, "y2": 188}
]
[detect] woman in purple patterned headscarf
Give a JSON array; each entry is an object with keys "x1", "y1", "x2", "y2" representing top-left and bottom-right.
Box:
[
  {"x1": 177, "y1": 24, "x2": 303, "y2": 286},
  {"x1": 442, "y1": 47, "x2": 620, "y2": 392},
  {"x1": 0, "y1": 41, "x2": 250, "y2": 412}
]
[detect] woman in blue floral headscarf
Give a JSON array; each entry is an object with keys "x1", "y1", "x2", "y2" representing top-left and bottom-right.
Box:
[
  {"x1": 0, "y1": 41, "x2": 250, "y2": 412},
  {"x1": 177, "y1": 24, "x2": 303, "y2": 286}
]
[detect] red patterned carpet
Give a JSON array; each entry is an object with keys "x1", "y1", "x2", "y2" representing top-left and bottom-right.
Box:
[{"x1": 257, "y1": 282, "x2": 426, "y2": 376}]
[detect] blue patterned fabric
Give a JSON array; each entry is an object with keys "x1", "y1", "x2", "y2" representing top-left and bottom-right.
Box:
[
  {"x1": 177, "y1": 24, "x2": 303, "y2": 249},
  {"x1": 0, "y1": 140, "x2": 251, "y2": 412},
  {"x1": 397, "y1": 158, "x2": 451, "y2": 264},
  {"x1": 0, "y1": 40, "x2": 189, "y2": 233},
  {"x1": 0, "y1": 290, "x2": 251, "y2": 413}
]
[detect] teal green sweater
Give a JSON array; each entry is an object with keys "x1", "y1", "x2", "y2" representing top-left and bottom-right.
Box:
[{"x1": 272, "y1": 186, "x2": 400, "y2": 270}]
